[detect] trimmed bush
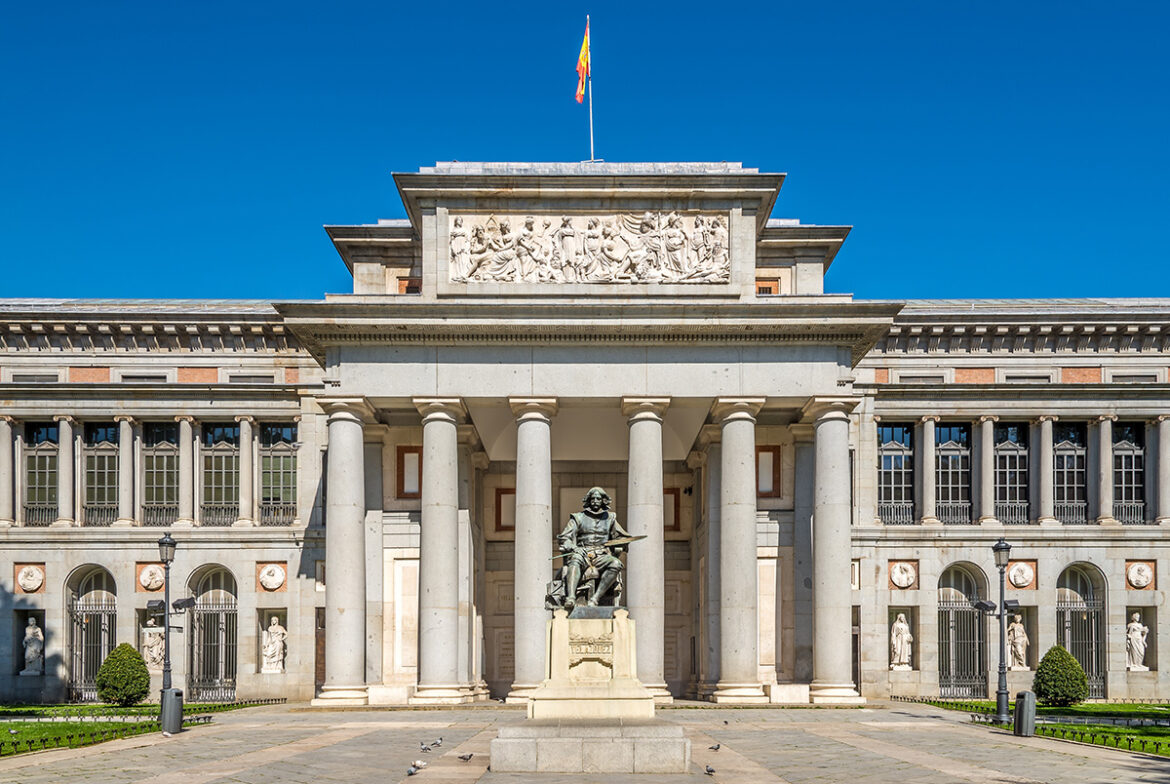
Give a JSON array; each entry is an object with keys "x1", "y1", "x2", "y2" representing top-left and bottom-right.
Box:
[
  {"x1": 95, "y1": 644, "x2": 150, "y2": 707},
  {"x1": 1032, "y1": 644, "x2": 1089, "y2": 707}
]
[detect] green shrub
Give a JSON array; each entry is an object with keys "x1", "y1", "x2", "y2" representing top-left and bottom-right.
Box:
[
  {"x1": 1032, "y1": 644, "x2": 1089, "y2": 707},
  {"x1": 95, "y1": 644, "x2": 150, "y2": 707}
]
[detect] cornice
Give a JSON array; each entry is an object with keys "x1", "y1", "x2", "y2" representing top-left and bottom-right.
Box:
[
  {"x1": 0, "y1": 319, "x2": 306, "y2": 355},
  {"x1": 873, "y1": 322, "x2": 1169, "y2": 356}
]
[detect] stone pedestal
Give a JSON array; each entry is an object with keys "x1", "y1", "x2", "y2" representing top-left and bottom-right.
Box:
[{"x1": 491, "y1": 720, "x2": 691, "y2": 774}]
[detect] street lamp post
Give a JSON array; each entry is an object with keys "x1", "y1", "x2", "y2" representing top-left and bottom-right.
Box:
[
  {"x1": 992, "y1": 537, "x2": 1012, "y2": 724},
  {"x1": 157, "y1": 532, "x2": 182, "y2": 735}
]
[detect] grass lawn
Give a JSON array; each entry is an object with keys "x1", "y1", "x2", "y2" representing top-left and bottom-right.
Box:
[
  {"x1": 0, "y1": 702, "x2": 260, "y2": 718},
  {"x1": 924, "y1": 699, "x2": 1170, "y2": 722}
]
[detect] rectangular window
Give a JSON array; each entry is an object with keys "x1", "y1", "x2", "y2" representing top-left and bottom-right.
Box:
[
  {"x1": 664, "y1": 487, "x2": 682, "y2": 532},
  {"x1": 121, "y1": 374, "x2": 167, "y2": 383},
  {"x1": 82, "y1": 423, "x2": 119, "y2": 526},
  {"x1": 228, "y1": 374, "x2": 275, "y2": 384},
  {"x1": 756, "y1": 445, "x2": 782, "y2": 498},
  {"x1": 494, "y1": 487, "x2": 516, "y2": 533},
  {"x1": 11, "y1": 373, "x2": 58, "y2": 383},
  {"x1": 1053, "y1": 422, "x2": 1087, "y2": 524},
  {"x1": 23, "y1": 423, "x2": 58, "y2": 525},
  {"x1": 260, "y1": 423, "x2": 297, "y2": 525},
  {"x1": 1113, "y1": 422, "x2": 1146, "y2": 524},
  {"x1": 397, "y1": 445, "x2": 421, "y2": 498},
  {"x1": 993, "y1": 423, "x2": 1029, "y2": 524},
  {"x1": 201, "y1": 423, "x2": 240, "y2": 526},
  {"x1": 143, "y1": 423, "x2": 179, "y2": 526},
  {"x1": 756, "y1": 279, "x2": 779, "y2": 295},
  {"x1": 936, "y1": 423, "x2": 971, "y2": 524},
  {"x1": 398, "y1": 277, "x2": 422, "y2": 294},
  {"x1": 877, "y1": 424, "x2": 915, "y2": 524}
]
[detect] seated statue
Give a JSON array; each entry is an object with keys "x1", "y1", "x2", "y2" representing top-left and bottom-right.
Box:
[{"x1": 546, "y1": 487, "x2": 632, "y2": 611}]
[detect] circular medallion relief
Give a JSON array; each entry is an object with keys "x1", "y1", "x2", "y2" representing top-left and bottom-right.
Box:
[
  {"x1": 1008, "y1": 562, "x2": 1035, "y2": 589},
  {"x1": 17, "y1": 565, "x2": 44, "y2": 593},
  {"x1": 258, "y1": 564, "x2": 286, "y2": 591},
  {"x1": 890, "y1": 562, "x2": 917, "y2": 589},
  {"x1": 1127, "y1": 562, "x2": 1154, "y2": 589},
  {"x1": 138, "y1": 564, "x2": 165, "y2": 591}
]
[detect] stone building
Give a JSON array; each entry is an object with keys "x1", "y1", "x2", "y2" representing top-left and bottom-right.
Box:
[{"x1": 0, "y1": 162, "x2": 1166, "y2": 705}]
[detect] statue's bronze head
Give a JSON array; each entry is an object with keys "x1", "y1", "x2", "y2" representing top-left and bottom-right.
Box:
[{"x1": 582, "y1": 487, "x2": 611, "y2": 510}]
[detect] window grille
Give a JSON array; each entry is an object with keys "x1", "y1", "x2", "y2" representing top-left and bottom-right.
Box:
[
  {"x1": 936, "y1": 424, "x2": 971, "y2": 524},
  {"x1": 1053, "y1": 423, "x2": 1088, "y2": 524},
  {"x1": 937, "y1": 566, "x2": 986, "y2": 697},
  {"x1": 260, "y1": 423, "x2": 298, "y2": 525},
  {"x1": 1113, "y1": 423, "x2": 1146, "y2": 524},
  {"x1": 1056, "y1": 566, "x2": 1105, "y2": 698},
  {"x1": 201, "y1": 424, "x2": 239, "y2": 526},
  {"x1": 82, "y1": 423, "x2": 119, "y2": 526},
  {"x1": 143, "y1": 423, "x2": 179, "y2": 526},
  {"x1": 67, "y1": 569, "x2": 117, "y2": 702},
  {"x1": 994, "y1": 423, "x2": 1030, "y2": 524},
  {"x1": 877, "y1": 424, "x2": 915, "y2": 524},
  {"x1": 23, "y1": 423, "x2": 58, "y2": 525},
  {"x1": 187, "y1": 569, "x2": 238, "y2": 701}
]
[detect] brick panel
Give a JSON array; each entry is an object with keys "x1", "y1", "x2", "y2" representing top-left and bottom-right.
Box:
[
  {"x1": 954, "y1": 367, "x2": 995, "y2": 384},
  {"x1": 68, "y1": 366, "x2": 110, "y2": 383},
  {"x1": 177, "y1": 367, "x2": 218, "y2": 384},
  {"x1": 874, "y1": 368, "x2": 889, "y2": 384},
  {"x1": 284, "y1": 367, "x2": 300, "y2": 384},
  {"x1": 1061, "y1": 366, "x2": 1102, "y2": 383}
]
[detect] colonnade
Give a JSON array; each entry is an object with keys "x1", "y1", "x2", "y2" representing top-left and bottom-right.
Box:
[{"x1": 315, "y1": 395, "x2": 860, "y2": 705}]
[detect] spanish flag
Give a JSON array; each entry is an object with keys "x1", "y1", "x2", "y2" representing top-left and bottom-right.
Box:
[{"x1": 575, "y1": 19, "x2": 590, "y2": 104}]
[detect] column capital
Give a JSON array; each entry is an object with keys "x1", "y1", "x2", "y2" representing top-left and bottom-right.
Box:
[
  {"x1": 471, "y1": 451, "x2": 491, "y2": 471},
  {"x1": 978, "y1": 415, "x2": 999, "y2": 424},
  {"x1": 713, "y1": 397, "x2": 765, "y2": 423},
  {"x1": 113, "y1": 415, "x2": 136, "y2": 425},
  {"x1": 920, "y1": 414, "x2": 941, "y2": 424},
  {"x1": 457, "y1": 424, "x2": 482, "y2": 449},
  {"x1": 53, "y1": 415, "x2": 77, "y2": 425},
  {"x1": 697, "y1": 423, "x2": 722, "y2": 447},
  {"x1": 174, "y1": 414, "x2": 197, "y2": 424},
  {"x1": 1097, "y1": 414, "x2": 1118, "y2": 423},
  {"x1": 507, "y1": 397, "x2": 558, "y2": 418},
  {"x1": 0, "y1": 415, "x2": 18, "y2": 425},
  {"x1": 800, "y1": 397, "x2": 856, "y2": 424},
  {"x1": 233, "y1": 415, "x2": 256, "y2": 425},
  {"x1": 789, "y1": 423, "x2": 815, "y2": 443},
  {"x1": 1154, "y1": 415, "x2": 1170, "y2": 424},
  {"x1": 320, "y1": 396, "x2": 376, "y2": 423},
  {"x1": 621, "y1": 396, "x2": 671, "y2": 419},
  {"x1": 686, "y1": 450, "x2": 706, "y2": 470},
  {"x1": 413, "y1": 397, "x2": 467, "y2": 423},
  {"x1": 1035, "y1": 414, "x2": 1059, "y2": 424}
]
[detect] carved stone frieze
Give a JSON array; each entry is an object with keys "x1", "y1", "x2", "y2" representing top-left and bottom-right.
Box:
[{"x1": 449, "y1": 213, "x2": 731, "y2": 285}]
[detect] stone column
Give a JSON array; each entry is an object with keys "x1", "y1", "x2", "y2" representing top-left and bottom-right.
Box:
[
  {"x1": 1096, "y1": 415, "x2": 1118, "y2": 524},
  {"x1": 622, "y1": 397, "x2": 671, "y2": 702},
  {"x1": 809, "y1": 401, "x2": 864, "y2": 704},
  {"x1": 113, "y1": 416, "x2": 135, "y2": 526},
  {"x1": 410, "y1": 398, "x2": 472, "y2": 704},
  {"x1": 1037, "y1": 415, "x2": 1058, "y2": 524},
  {"x1": 977, "y1": 416, "x2": 998, "y2": 524},
  {"x1": 713, "y1": 398, "x2": 767, "y2": 703},
  {"x1": 0, "y1": 416, "x2": 14, "y2": 526},
  {"x1": 313, "y1": 398, "x2": 373, "y2": 706},
  {"x1": 1156, "y1": 416, "x2": 1170, "y2": 525},
  {"x1": 506, "y1": 398, "x2": 557, "y2": 703},
  {"x1": 920, "y1": 415, "x2": 939, "y2": 524},
  {"x1": 790, "y1": 423, "x2": 815, "y2": 683},
  {"x1": 699, "y1": 433, "x2": 722, "y2": 696},
  {"x1": 234, "y1": 416, "x2": 255, "y2": 526},
  {"x1": 175, "y1": 416, "x2": 196, "y2": 526},
  {"x1": 54, "y1": 416, "x2": 76, "y2": 526}
]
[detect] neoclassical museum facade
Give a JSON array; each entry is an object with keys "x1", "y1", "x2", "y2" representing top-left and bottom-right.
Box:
[{"x1": 1, "y1": 162, "x2": 1167, "y2": 705}]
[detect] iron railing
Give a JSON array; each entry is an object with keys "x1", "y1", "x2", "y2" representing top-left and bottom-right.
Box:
[
  {"x1": 1058, "y1": 599, "x2": 1105, "y2": 698},
  {"x1": 995, "y1": 501, "x2": 1031, "y2": 525},
  {"x1": 68, "y1": 601, "x2": 116, "y2": 702},
  {"x1": 142, "y1": 504, "x2": 179, "y2": 526},
  {"x1": 938, "y1": 600, "x2": 987, "y2": 698},
  {"x1": 188, "y1": 602, "x2": 238, "y2": 702},
  {"x1": 82, "y1": 504, "x2": 118, "y2": 527},
  {"x1": 259, "y1": 503, "x2": 296, "y2": 526},
  {"x1": 199, "y1": 504, "x2": 239, "y2": 527},
  {"x1": 938, "y1": 501, "x2": 972, "y2": 525},
  {"x1": 878, "y1": 501, "x2": 916, "y2": 525},
  {"x1": 1115, "y1": 501, "x2": 1148, "y2": 525},
  {"x1": 1056, "y1": 501, "x2": 1089, "y2": 525},
  {"x1": 22, "y1": 503, "x2": 57, "y2": 526}
]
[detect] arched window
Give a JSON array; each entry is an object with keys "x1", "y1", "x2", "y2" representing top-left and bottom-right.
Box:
[
  {"x1": 1056, "y1": 565, "x2": 1105, "y2": 697},
  {"x1": 937, "y1": 564, "x2": 986, "y2": 697},
  {"x1": 67, "y1": 567, "x2": 117, "y2": 701},
  {"x1": 188, "y1": 567, "x2": 238, "y2": 701}
]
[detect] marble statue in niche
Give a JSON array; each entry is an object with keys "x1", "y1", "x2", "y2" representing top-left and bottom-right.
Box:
[
  {"x1": 141, "y1": 617, "x2": 165, "y2": 671},
  {"x1": 890, "y1": 613, "x2": 913, "y2": 670},
  {"x1": 1007, "y1": 614, "x2": 1029, "y2": 670},
  {"x1": 1127, "y1": 612, "x2": 1150, "y2": 671},
  {"x1": 262, "y1": 616, "x2": 288, "y2": 674},
  {"x1": 21, "y1": 617, "x2": 44, "y2": 676},
  {"x1": 450, "y1": 213, "x2": 732, "y2": 284}
]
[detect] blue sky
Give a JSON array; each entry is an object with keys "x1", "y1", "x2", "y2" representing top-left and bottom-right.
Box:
[{"x1": 2, "y1": 2, "x2": 1167, "y2": 301}]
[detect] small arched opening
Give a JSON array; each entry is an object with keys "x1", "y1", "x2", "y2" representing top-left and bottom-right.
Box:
[
  {"x1": 186, "y1": 566, "x2": 238, "y2": 701},
  {"x1": 66, "y1": 566, "x2": 117, "y2": 701},
  {"x1": 1056, "y1": 563, "x2": 1106, "y2": 697},
  {"x1": 937, "y1": 563, "x2": 987, "y2": 697}
]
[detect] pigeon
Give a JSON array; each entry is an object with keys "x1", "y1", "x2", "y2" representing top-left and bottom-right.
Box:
[
  {"x1": 458, "y1": 753, "x2": 474, "y2": 762},
  {"x1": 407, "y1": 766, "x2": 419, "y2": 776},
  {"x1": 7, "y1": 730, "x2": 16, "y2": 736},
  {"x1": 433, "y1": 737, "x2": 443, "y2": 747},
  {"x1": 412, "y1": 760, "x2": 428, "y2": 769},
  {"x1": 420, "y1": 745, "x2": 431, "y2": 753},
  {"x1": 705, "y1": 764, "x2": 716, "y2": 775},
  {"x1": 708, "y1": 743, "x2": 720, "y2": 751}
]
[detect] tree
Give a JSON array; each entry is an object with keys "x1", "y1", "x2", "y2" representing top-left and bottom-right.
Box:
[
  {"x1": 1032, "y1": 644, "x2": 1088, "y2": 707},
  {"x1": 95, "y1": 643, "x2": 151, "y2": 707}
]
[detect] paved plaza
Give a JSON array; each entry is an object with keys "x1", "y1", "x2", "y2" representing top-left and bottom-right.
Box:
[{"x1": 0, "y1": 702, "x2": 1164, "y2": 784}]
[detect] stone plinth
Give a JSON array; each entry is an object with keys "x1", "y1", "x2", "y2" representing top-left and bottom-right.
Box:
[{"x1": 491, "y1": 719, "x2": 691, "y2": 774}]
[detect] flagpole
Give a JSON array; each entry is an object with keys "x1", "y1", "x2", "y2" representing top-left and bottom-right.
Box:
[{"x1": 586, "y1": 15, "x2": 595, "y2": 162}]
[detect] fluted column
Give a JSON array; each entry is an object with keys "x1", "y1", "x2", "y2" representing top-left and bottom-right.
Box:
[
  {"x1": 53, "y1": 416, "x2": 76, "y2": 526},
  {"x1": 410, "y1": 398, "x2": 472, "y2": 704},
  {"x1": 622, "y1": 397, "x2": 671, "y2": 702},
  {"x1": 0, "y1": 416, "x2": 14, "y2": 526},
  {"x1": 977, "y1": 416, "x2": 998, "y2": 524},
  {"x1": 920, "y1": 415, "x2": 939, "y2": 524},
  {"x1": 175, "y1": 416, "x2": 196, "y2": 526},
  {"x1": 1096, "y1": 415, "x2": 1117, "y2": 524},
  {"x1": 234, "y1": 416, "x2": 255, "y2": 526},
  {"x1": 313, "y1": 398, "x2": 373, "y2": 706},
  {"x1": 507, "y1": 397, "x2": 557, "y2": 703},
  {"x1": 809, "y1": 401, "x2": 864, "y2": 704},
  {"x1": 713, "y1": 398, "x2": 767, "y2": 703},
  {"x1": 1151, "y1": 414, "x2": 1170, "y2": 524},
  {"x1": 113, "y1": 416, "x2": 136, "y2": 526},
  {"x1": 1037, "y1": 415, "x2": 1058, "y2": 524}
]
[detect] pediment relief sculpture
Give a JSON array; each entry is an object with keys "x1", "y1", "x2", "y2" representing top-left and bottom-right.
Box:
[{"x1": 449, "y1": 212, "x2": 731, "y2": 284}]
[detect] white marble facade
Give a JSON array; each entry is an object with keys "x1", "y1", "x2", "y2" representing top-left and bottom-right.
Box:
[{"x1": 0, "y1": 162, "x2": 1168, "y2": 706}]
